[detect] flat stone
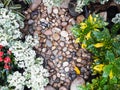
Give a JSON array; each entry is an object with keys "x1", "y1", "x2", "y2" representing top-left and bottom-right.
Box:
[
  {"x1": 65, "y1": 67, "x2": 69, "y2": 72},
  {"x1": 76, "y1": 15, "x2": 85, "y2": 24},
  {"x1": 30, "y1": 0, "x2": 41, "y2": 11},
  {"x1": 44, "y1": 85, "x2": 56, "y2": 90},
  {"x1": 53, "y1": 50, "x2": 58, "y2": 55},
  {"x1": 44, "y1": 30, "x2": 52, "y2": 35},
  {"x1": 59, "y1": 86, "x2": 67, "y2": 90},
  {"x1": 66, "y1": 25, "x2": 72, "y2": 31},
  {"x1": 46, "y1": 40, "x2": 52, "y2": 47},
  {"x1": 53, "y1": 8, "x2": 59, "y2": 14},
  {"x1": 63, "y1": 47, "x2": 67, "y2": 52},
  {"x1": 63, "y1": 62, "x2": 69, "y2": 67},
  {"x1": 60, "y1": 0, "x2": 70, "y2": 8},
  {"x1": 53, "y1": 33, "x2": 60, "y2": 41},
  {"x1": 61, "y1": 22, "x2": 68, "y2": 27},
  {"x1": 100, "y1": 12, "x2": 107, "y2": 21},
  {"x1": 42, "y1": 48, "x2": 46, "y2": 52},
  {"x1": 60, "y1": 31, "x2": 68, "y2": 37},
  {"x1": 77, "y1": 58, "x2": 82, "y2": 62},
  {"x1": 28, "y1": 19, "x2": 34, "y2": 25},
  {"x1": 70, "y1": 77, "x2": 85, "y2": 90},
  {"x1": 52, "y1": 27, "x2": 61, "y2": 33},
  {"x1": 47, "y1": 7, "x2": 52, "y2": 14},
  {"x1": 60, "y1": 42, "x2": 65, "y2": 47}
]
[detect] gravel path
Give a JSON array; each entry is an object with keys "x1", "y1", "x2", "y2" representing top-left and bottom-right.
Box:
[{"x1": 23, "y1": 2, "x2": 92, "y2": 90}]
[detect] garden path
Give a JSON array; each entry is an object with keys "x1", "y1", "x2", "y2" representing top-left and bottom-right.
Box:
[{"x1": 24, "y1": 2, "x2": 91, "y2": 90}]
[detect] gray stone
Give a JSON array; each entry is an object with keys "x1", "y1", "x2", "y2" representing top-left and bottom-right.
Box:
[
  {"x1": 53, "y1": 50, "x2": 58, "y2": 55},
  {"x1": 70, "y1": 77, "x2": 85, "y2": 90},
  {"x1": 46, "y1": 40, "x2": 52, "y2": 47},
  {"x1": 60, "y1": 31, "x2": 68, "y2": 37},
  {"x1": 53, "y1": 8, "x2": 58, "y2": 14},
  {"x1": 28, "y1": 19, "x2": 34, "y2": 25},
  {"x1": 63, "y1": 62, "x2": 69, "y2": 67},
  {"x1": 64, "y1": 67, "x2": 69, "y2": 72}
]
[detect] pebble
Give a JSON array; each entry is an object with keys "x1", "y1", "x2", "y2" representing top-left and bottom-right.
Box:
[
  {"x1": 42, "y1": 48, "x2": 46, "y2": 52},
  {"x1": 70, "y1": 77, "x2": 85, "y2": 90},
  {"x1": 60, "y1": 42, "x2": 65, "y2": 47},
  {"x1": 53, "y1": 8, "x2": 59, "y2": 14},
  {"x1": 59, "y1": 86, "x2": 67, "y2": 90},
  {"x1": 53, "y1": 33, "x2": 60, "y2": 41},
  {"x1": 77, "y1": 58, "x2": 82, "y2": 62},
  {"x1": 46, "y1": 40, "x2": 52, "y2": 47},
  {"x1": 53, "y1": 50, "x2": 58, "y2": 55},
  {"x1": 64, "y1": 67, "x2": 69, "y2": 72},
  {"x1": 63, "y1": 47, "x2": 67, "y2": 52},
  {"x1": 76, "y1": 15, "x2": 85, "y2": 24},
  {"x1": 44, "y1": 30, "x2": 52, "y2": 35},
  {"x1": 60, "y1": 31, "x2": 68, "y2": 37},
  {"x1": 61, "y1": 22, "x2": 67, "y2": 27},
  {"x1": 63, "y1": 62, "x2": 69, "y2": 67},
  {"x1": 28, "y1": 19, "x2": 34, "y2": 25},
  {"x1": 45, "y1": 86, "x2": 56, "y2": 90}
]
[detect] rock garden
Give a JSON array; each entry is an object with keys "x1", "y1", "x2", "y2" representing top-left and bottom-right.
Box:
[{"x1": 0, "y1": 0, "x2": 120, "y2": 90}]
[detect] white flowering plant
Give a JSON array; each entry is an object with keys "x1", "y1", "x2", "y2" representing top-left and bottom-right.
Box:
[{"x1": 0, "y1": 8, "x2": 49, "y2": 90}]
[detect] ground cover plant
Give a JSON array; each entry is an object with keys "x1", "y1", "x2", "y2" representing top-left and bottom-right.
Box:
[{"x1": 72, "y1": 14, "x2": 120, "y2": 90}]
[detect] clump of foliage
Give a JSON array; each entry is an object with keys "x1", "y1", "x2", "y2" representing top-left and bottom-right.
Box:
[
  {"x1": 112, "y1": 13, "x2": 120, "y2": 24},
  {"x1": 72, "y1": 14, "x2": 120, "y2": 90}
]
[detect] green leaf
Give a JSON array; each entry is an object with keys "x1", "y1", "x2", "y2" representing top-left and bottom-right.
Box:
[
  {"x1": 103, "y1": 65, "x2": 113, "y2": 78},
  {"x1": 105, "y1": 51, "x2": 115, "y2": 62},
  {"x1": 109, "y1": 76, "x2": 117, "y2": 84}
]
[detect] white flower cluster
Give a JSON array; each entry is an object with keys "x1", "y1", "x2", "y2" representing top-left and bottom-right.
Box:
[
  {"x1": 0, "y1": 8, "x2": 49, "y2": 90},
  {"x1": 112, "y1": 13, "x2": 120, "y2": 24},
  {"x1": 114, "y1": 0, "x2": 120, "y2": 4},
  {"x1": 0, "y1": 8, "x2": 24, "y2": 46}
]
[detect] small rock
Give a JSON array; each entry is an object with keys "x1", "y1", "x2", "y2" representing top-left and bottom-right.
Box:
[
  {"x1": 53, "y1": 8, "x2": 59, "y2": 14},
  {"x1": 30, "y1": 0, "x2": 41, "y2": 11},
  {"x1": 47, "y1": 7, "x2": 52, "y2": 14},
  {"x1": 65, "y1": 67, "x2": 69, "y2": 72},
  {"x1": 53, "y1": 33, "x2": 60, "y2": 41},
  {"x1": 61, "y1": 31, "x2": 68, "y2": 37},
  {"x1": 62, "y1": 22, "x2": 68, "y2": 27},
  {"x1": 63, "y1": 47, "x2": 67, "y2": 52},
  {"x1": 63, "y1": 62, "x2": 69, "y2": 67},
  {"x1": 58, "y1": 55, "x2": 63, "y2": 60},
  {"x1": 44, "y1": 30, "x2": 52, "y2": 35},
  {"x1": 44, "y1": 85, "x2": 56, "y2": 90},
  {"x1": 42, "y1": 48, "x2": 47, "y2": 52},
  {"x1": 46, "y1": 40, "x2": 52, "y2": 47},
  {"x1": 59, "y1": 86, "x2": 67, "y2": 90},
  {"x1": 99, "y1": 12, "x2": 107, "y2": 21},
  {"x1": 76, "y1": 15, "x2": 85, "y2": 24},
  {"x1": 66, "y1": 51, "x2": 70, "y2": 55},
  {"x1": 70, "y1": 77, "x2": 85, "y2": 90},
  {"x1": 77, "y1": 58, "x2": 82, "y2": 62},
  {"x1": 52, "y1": 27, "x2": 61, "y2": 33},
  {"x1": 53, "y1": 50, "x2": 58, "y2": 55},
  {"x1": 48, "y1": 61, "x2": 54, "y2": 68},
  {"x1": 53, "y1": 75, "x2": 57, "y2": 81},
  {"x1": 66, "y1": 25, "x2": 72, "y2": 31},
  {"x1": 36, "y1": 26, "x2": 42, "y2": 31},
  {"x1": 60, "y1": 0, "x2": 70, "y2": 8},
  {"x1": 69, "y1": 18, "x2": 76, "y2": 25},
  {"x1": 28, "y1": 19, "x2": 34, "y2": 25},
  {"x1": 60, "y1": 42, "x2": 65, "y2": 47}
]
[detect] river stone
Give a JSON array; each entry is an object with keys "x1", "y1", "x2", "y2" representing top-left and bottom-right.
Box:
[
  {"x1": 53, "y1": 33, "x2": 60, "y2": 41},
  {"x1": 44, "y1": 85, "x2": 56, "y2": 90},
  {"x1": 70, "y1": 77, "x2": 85, "y2": 90},
  {"x1": 44, "y1": 30, "x2": 52, "y2": 35},
  {"x1": 46, "y1": 40, "x2": 52, "y2": 47},
  {"x1": 60, "y1": 31, "x2": 68, "y2": 37},
  {"x1": 63, "y1": 62, "x2": 69, "y2": 67},
  {"x1": 53, "y1": 8, "x2": 58, "y2": 14},
  {"x1": 59, "y1": 86, "x2": 67, "y2": 90}
]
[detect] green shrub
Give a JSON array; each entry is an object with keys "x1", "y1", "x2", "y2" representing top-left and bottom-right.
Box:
[{"x1": 71, "y1": 14, "x2": 120, "y2": 90}]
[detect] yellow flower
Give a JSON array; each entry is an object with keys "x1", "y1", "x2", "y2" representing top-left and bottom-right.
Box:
[
  {"x1": 109, "y1": 70, "x2": 113, "y2": 79},
  {"x1": 86, "y1": 32, "x2": 91, "y2": 40},
  {"x1": 75, "y1": 38, "x2": 80, "y2": 43},
  {"x1": 93, "y1": 64, "x2": 104, "y2": 72},
  {"x1": 80, "y1": 23, "x2": 87, "y2": 30},
  {"x1": 74, "y1": 65, "x2": 81, "y2": 75},
  {"x1": 88, "y1": 14, "x2": 93, "y2": 24},
  {"x1": 94, "y1": 43, "x2": 104, "y2": 48},
  {"x1": 81, "y1": 43, "x2": 87, "y2": 49},
  {"x1": 93, "y1": 18, "x2": 97, "y2": 22}
]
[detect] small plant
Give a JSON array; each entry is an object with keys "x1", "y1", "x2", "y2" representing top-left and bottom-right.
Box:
[
  {"x1": 72, "y1": 14, "x2": 120, "y2": 90},
  {"x1": 112, "y1": 13, "x2": 120, "y2": 24}
]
